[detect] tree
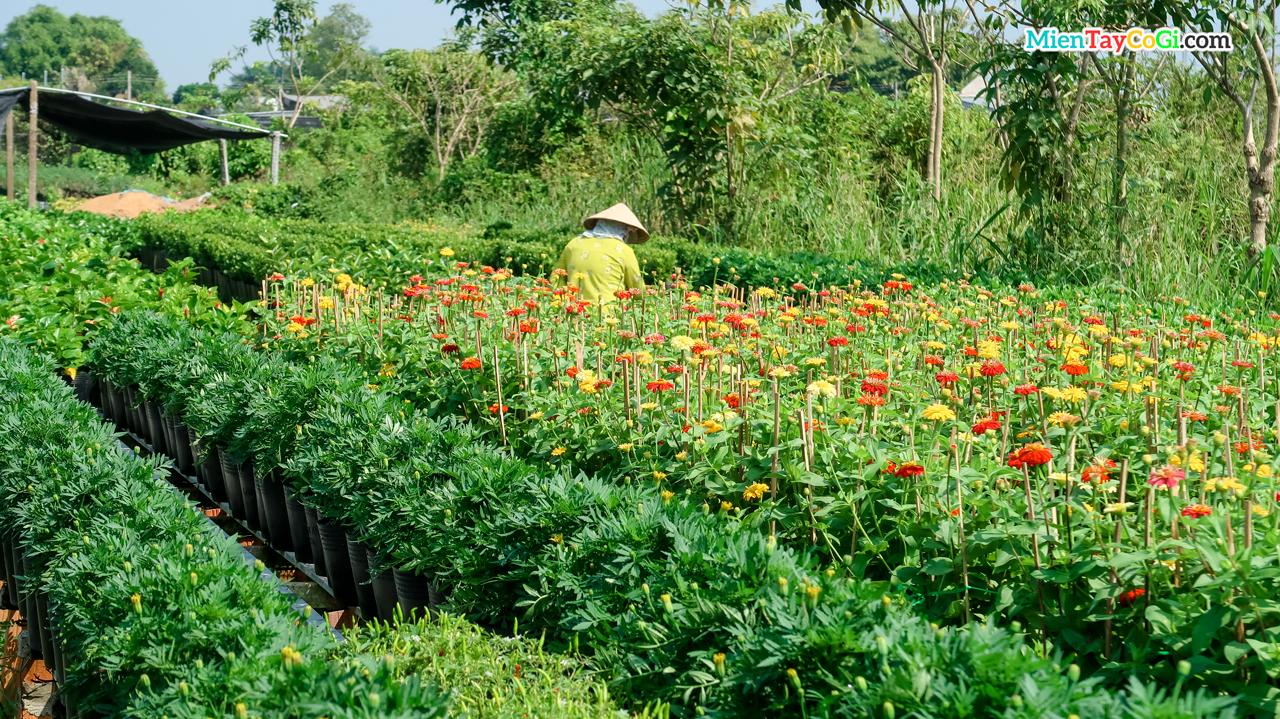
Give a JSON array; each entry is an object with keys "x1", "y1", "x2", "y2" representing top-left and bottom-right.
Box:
[
  {"x1": 172, "y1": 82, "x2": 221, "y2": 113},
  {"x1": 303, "y1": 4, "x2": 372, "y2": 87},
  {"x1": 345, "y1": 33, "x2": 518, "y2": 181},
  {"x1": 1179, "y1": 2, "x2": 1280, "y2": 257},
  {"x1": 0, "y1": 5, "x2": 164, "y2": 98},
  {"x1": 211, "y1": 0, "x2": 352, "y2": 128}
]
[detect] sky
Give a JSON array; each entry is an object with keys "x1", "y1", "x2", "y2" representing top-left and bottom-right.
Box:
[{"x1": 4, "y1": 0, "x2": 822, "y2": 90}]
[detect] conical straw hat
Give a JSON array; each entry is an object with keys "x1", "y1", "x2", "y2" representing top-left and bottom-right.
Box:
[{"x1": 584, "y1": 203, "x2": 649, "y2": 244}]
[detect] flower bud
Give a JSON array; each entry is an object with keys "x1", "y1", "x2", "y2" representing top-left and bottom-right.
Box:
[
  {"x1": 787, "y1": 668, "x2": 802, "y2": 691},
  {"x1": 1068, "y1": 664, "x2": 1080, "y2": 682},
  {"x1": 778, "y1": 577, "x2": 789, "y2": 595},
  {"x1": 189, "y1": 572, "x2": 198, "y2": 587},
  {"x1": 139, "y1": 673, "x2": 150, "y2": 690},
  {"x1": 713, "y1": 652, "x2": 726, "y2": 678},
  {"x1": 660, "y1": 593, "x2": 674, "y2": 614},
  {"x1": 236, "y1": 703, "x2": 248, "y2": 719},
  {"x1": 130, "y1": 593, "x2": 142, "y2": 614},
  {"x1": 1178, "y1": 660, "x2": 1191, "y2": 677},
  {"x1": 883, "y1": 701, "x2": 896, "y2": 719},
  {"x1": 855, "y1": 676, "x2": 868, "y2": 691}
]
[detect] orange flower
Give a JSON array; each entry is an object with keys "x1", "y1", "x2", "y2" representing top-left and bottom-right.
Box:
[{"x1": 460, "y1": 357, "x2": 482, "y2": 370}]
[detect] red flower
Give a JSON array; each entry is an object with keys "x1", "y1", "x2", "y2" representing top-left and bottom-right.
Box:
[
  {"x1": 489, "y1": 404, "x2": 509, "y2": 415},
  {"x1": 1172, "y1": 361, "x2": 1195, "y2": 381},
  {"x1": 1081, "y1": 458, "x2": 1116, "y2": 483},
  {"x1": 1008, "y1": 443, "x2": 1052, "y2": 469},
  {"x1": 647, "y1": 380, "x2": 675, "y2": 392},
  {"x1": 1014, "y1": 383, "x2": 1038, "y2": 396},
  {"x1": 857, "y1": 394, "x2": 885, "y2": 407},
  {"x1": 895, "y1": 462, "x2": 924, "y2": 478},
  {"x1": 1118, "y1": 588, "x2": 1146, "y2": 608},
  {"x1": 441, "y1": 344, "x2": 460, "y2": 354},
  {"x1": 1181, "y1": 505, "x2": 1212, "y2": 518},
  {"x1": 460, "y1": 357, "x2": 482, "y2": 370},
  {"x1": 827, "y1": 336, "x2": 849, "y2": 347},
  {"x1": 980, "y1": 360, "x2": 1006, "y2": 377},
  {"x1": 935, "y1": 370, "x2": 960, "y2": 387},
  {"x1": 723, "y1": 393, "x2": 741, "y2": 408},
  {"x1": 1061, "y1": 362, "x2": 1088, "y2": 377},
  {"x1": 971, "y1": 419, "x2": 1001, "y2": 436},
  {"x1": 861, "y1": 378, "x2": 888, "y2": 396},
  {"x1": 923, "y1": 355, "x2": 943, "y2": 367}
]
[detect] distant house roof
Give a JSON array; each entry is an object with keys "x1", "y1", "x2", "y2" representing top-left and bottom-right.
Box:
[
  {"x1": 958, "y1": 76, "x2": 988, "y2": 110},
  {"x1": 236, "y1": 111, "x2": 323, "y2": 130},
  {"x1": 282, "y1": 93, "x2": 345, "y2": 111}
]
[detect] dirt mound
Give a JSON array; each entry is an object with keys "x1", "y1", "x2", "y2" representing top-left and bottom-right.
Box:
[{"x1": 74, "y1": 190, "x2": 210, "y2": 219}]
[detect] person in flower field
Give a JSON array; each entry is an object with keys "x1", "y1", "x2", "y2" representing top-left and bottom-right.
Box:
[{"x1": 552, "y1": 203, "x2": 648, "y2": 302}]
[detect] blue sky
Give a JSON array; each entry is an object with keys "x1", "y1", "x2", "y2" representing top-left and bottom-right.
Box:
[{"x1": 5, "y1": 0, "x2": 822, "y2": 90}]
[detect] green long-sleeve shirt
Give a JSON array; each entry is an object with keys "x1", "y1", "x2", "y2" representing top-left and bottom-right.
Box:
[{"x1": 552, "y1": 235, "x2": 645, "y2": 302}]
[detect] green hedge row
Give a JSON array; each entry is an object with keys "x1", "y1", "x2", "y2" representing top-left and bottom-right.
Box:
[
  {"x1": 0, "y1": 337, "x2": 447, "y2": 717},
  {"x1": 126, "y1": 209, "x2": 966, "y2": 291},
  {"x1": 85, "y1": 310, "x2": 1238, "y2": 719}
]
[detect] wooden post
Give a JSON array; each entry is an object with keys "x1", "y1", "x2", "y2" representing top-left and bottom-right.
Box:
[
  {"x1": 270, "y1": 132, "x2": 281, "y2": 185},
  {"x1": 27, "y1": 81, "x2": 36, "y2": 209},
  {"x1": 126, "y1": 70, "x2": 132, "y2": 101},
  {"x1": 5, "y1": 109, "x2": 12, "y2": 202},
  {"x1": 219, "y1": 139, "x2": 229, "y2": 186}
]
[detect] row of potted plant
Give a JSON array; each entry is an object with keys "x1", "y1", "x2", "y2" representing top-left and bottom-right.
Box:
[
  {"x1": 82, "y1": 309, "x2": 1238, "y2": 718},
  {"x1": 0, "y1": 336, "x2": 450, "y2": 716}
]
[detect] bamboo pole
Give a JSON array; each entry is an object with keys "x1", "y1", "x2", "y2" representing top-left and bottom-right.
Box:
[{"x1": 27, "y1": 81, "x2": 37, "y2": 208}]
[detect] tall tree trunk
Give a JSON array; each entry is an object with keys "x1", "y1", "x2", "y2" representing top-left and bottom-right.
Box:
[
  {"x1": 1248, "y1": 33, "x2": 1279, "y2": 257},
  {"x1": 932, "y1": 61, "x2": 945, "y2": 201},
  {"x1": 1111, "y1": 56, "x2": 1136, "y2": 257}
]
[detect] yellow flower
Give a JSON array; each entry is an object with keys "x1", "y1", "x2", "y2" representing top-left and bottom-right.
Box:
[
  {"x1": 335, "y1": 273, "x2": 353, "y2": 286},
  {"x1": 551, "y1": 447, "x2": 567, "y2": 456},
  {"x1": 806, "y1": 380, "x2": 837, "y2": 398},
  {"x1": 671, "y1": 335, "x2": 697, "y2": 351},
  {"x1": 675, "y1": 451, "x2": 689, "y2": 461},
  {"x1": 771, "y1": 345, "x2": 789, "y2": 359},
  {"x1": 578, "y1": 379, "x2": 599, "y2": 394},
  {"x1": 805, "y1": 585, "x2": 821, "y2": 602},
  {"x1": 618, "y1": 443, "x2": 635, "y2": 452},
  {"x1": 635, "y1": 351, "x2": 654, "y2": 365},
  {"x1": 640, "y1": 402, "x2": 658, "y2": 410},
  {"x1": 319, "y1": 297, "x2": 335, "y2": 310},
  {"x1": 662, "y1": 490, "x2": 675, "y2": 504},
  {"x1": 922, "y1": 404, "x2": 956, "y2": 422},
  {"x1": 1241, "y1": 463, "x2": 1273, "y2": 478},
  {"x1": 977, "y1": 341, "x2": 1001, "y2": 359},
  {"x1": 1170, "y1": 452, "x2": 1205, "y2": 472},
  {"x1": 803, "y1": 357, "x2": 827, "y2": 366},
  {"x1": 1104, "y1": 502, "x2": 1134, "y2": 514},
  {"x1": 1047, "y1": 411, "x2": 1082, "y2": 427},
  {"x1": 1108, "y1": 354, "x2": 1128, "y2": 368},
  {"x1": 743, "y1": 483, "x2": 769, "y2": 501},
  {"x1": 835, "y1": 416, "x2": 853, "y2": 426},
  {"x1": 998, "y1": 321, "x2": 1021, "y2": 331},
  {"x1": 755, "y1": 287, "x2": 778, "y2": 298},
  {"x1": 1111, "y1": 380, "x2": 1133, "y2": 392},
  {"x1": 529, "y1": 411, "x2": 544, "y2": 420},
  {"x1": 300, "y1": 278, "x2": 315, "y2": 287},
  {"x1": 653, "y1": 471, "x2": 668, "y2": 481},
  {"x1": 720, "y1": 501, "x2": 735, "y2": 513},
  {"x1": 439, "y1": 247, "x2": 455, "y2": 257},
  {"x1": 767, "y1": 366, "x2": 792, "y2": 379},
  {"x1": 285, "y1": 322, "x2": 305, "y2": 333},
  {"x1": 1205, "y1": 476, "x2": 1245, "y2": 496},
  {"x1": 1061, "y1": 386, "x2": 1088, "y2": 404},
  {"x1": 378, "y1": 363, "x2": 396, "y2": 377},
  {"x1": 699, "y1": 420, "x2": 724, "y2": 433},
  {"x1": 1253, "y1": 503, "x2": 1271, "y2": 517},
  {"x1": 550, "y1": 534, "x2": 563, "y2": 544}
]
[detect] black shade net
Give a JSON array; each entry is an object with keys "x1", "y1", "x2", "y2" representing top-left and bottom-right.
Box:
[{"x1": 0, "y1": 87, "x2": 269, "y2": 155}]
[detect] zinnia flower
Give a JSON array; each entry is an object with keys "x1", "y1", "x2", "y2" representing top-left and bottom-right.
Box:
[
  {"x1": 895, "y1": 462, "x2": 924, "y2": 478},
  {"x1": 1148, "y1": 465, "x2": 1184, "y2": 490},
  {"x1": 460, "y1": 357, "x2": 482, "y2": 370},
  {"x1": 1008, "y1": 443, "x2": 1052, "y2": 468},
  {"x1": 922, "y1": 404, "x2": 956, "y2": 422},
  {"x1": 1181, "y1": 504, "x2": 1212, "y2": 518},
  {"x1": 743, "y1": 483, "x2": 769, "y2": 501}
]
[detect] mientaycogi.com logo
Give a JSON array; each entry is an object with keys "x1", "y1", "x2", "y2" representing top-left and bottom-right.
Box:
[{"x1": 1024, "y1": 27, "x2": 1233, "y2": 53}]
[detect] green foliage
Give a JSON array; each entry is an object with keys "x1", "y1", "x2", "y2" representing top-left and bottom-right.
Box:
[
  {"x1": 0, "y1": 337, "x2": 449, "y2": 715},
  {"x1": 0, "y1": 4, "x2": 164, "y2": 98}
]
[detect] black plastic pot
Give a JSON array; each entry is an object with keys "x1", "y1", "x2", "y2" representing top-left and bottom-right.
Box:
[
  {"x1": 285, "y1": 492, "x2": 311, "y2": 563},
  {"x1": 317, "y1": 518, "x2": 357, "y2": 606},
  {"x1": 160, "y1": 411, "x2": 178, "y2": 462},
  {"x1": 6, "y1": 542, "x2": 19, "y2": 607},
  {"x1": 346, "y1": 534, "x2": 378, "y2": 620},
  {"x1": 190, "y1": 428, "x2": 222, "y2": 499},
  {"x1": 18, "y1": 549, "x2": 41, "y2": 661},
  {"x1": 218, "y1": 447, "x2": 246, "y2": 518},
  {"x1": 0, "y1": 540, "x2": 14, "y2": 610},
  {"x1": 34, "y1": 593, "x2": 53, "y2": 672},
  {"x1": 258, "y1": 471, "x2": 291, "y2": 550},
  {"x1": 240, "y1": 462, "x2": 261, "y2": 532},
  {"x1": 368, "y1": 548, "x2": 397, "y2": 623},
  {"x1": 123, "y1": 385, "x2": 141, "y2": 436},
  {"x1": 71, "y1": 369, "x2": 93, "y2": 405},
  {"x1": 393, "y1": 568, "x2": 433, "y2": 621},
  {"x1": 144, "y1": 401, "x2": 167, "y2": 455},
  {"x1": 304, "y1": 505, "x2": 326, "y2": 575},
  {"x1": 165, "y1": 414, "x2": 194, "y2": 476}
]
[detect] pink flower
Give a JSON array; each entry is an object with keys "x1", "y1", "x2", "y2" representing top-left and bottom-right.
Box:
[{"x1": 1148, "y1": 465, "x2": 1185, "y2": 491}]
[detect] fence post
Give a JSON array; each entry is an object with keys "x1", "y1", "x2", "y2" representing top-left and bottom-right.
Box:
[
  {"x1": 27, "y1": 81, "x2": 37, "y2": 209},
  {"x1": 270, "y1": 132, "x2": 280, "y2": 186},
  {"x1": 5, "y1": 109, "x2": 12, "y2": 202},
  {"x1": 219, "y1": 139, "x2": 230, "y2": 186}
]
